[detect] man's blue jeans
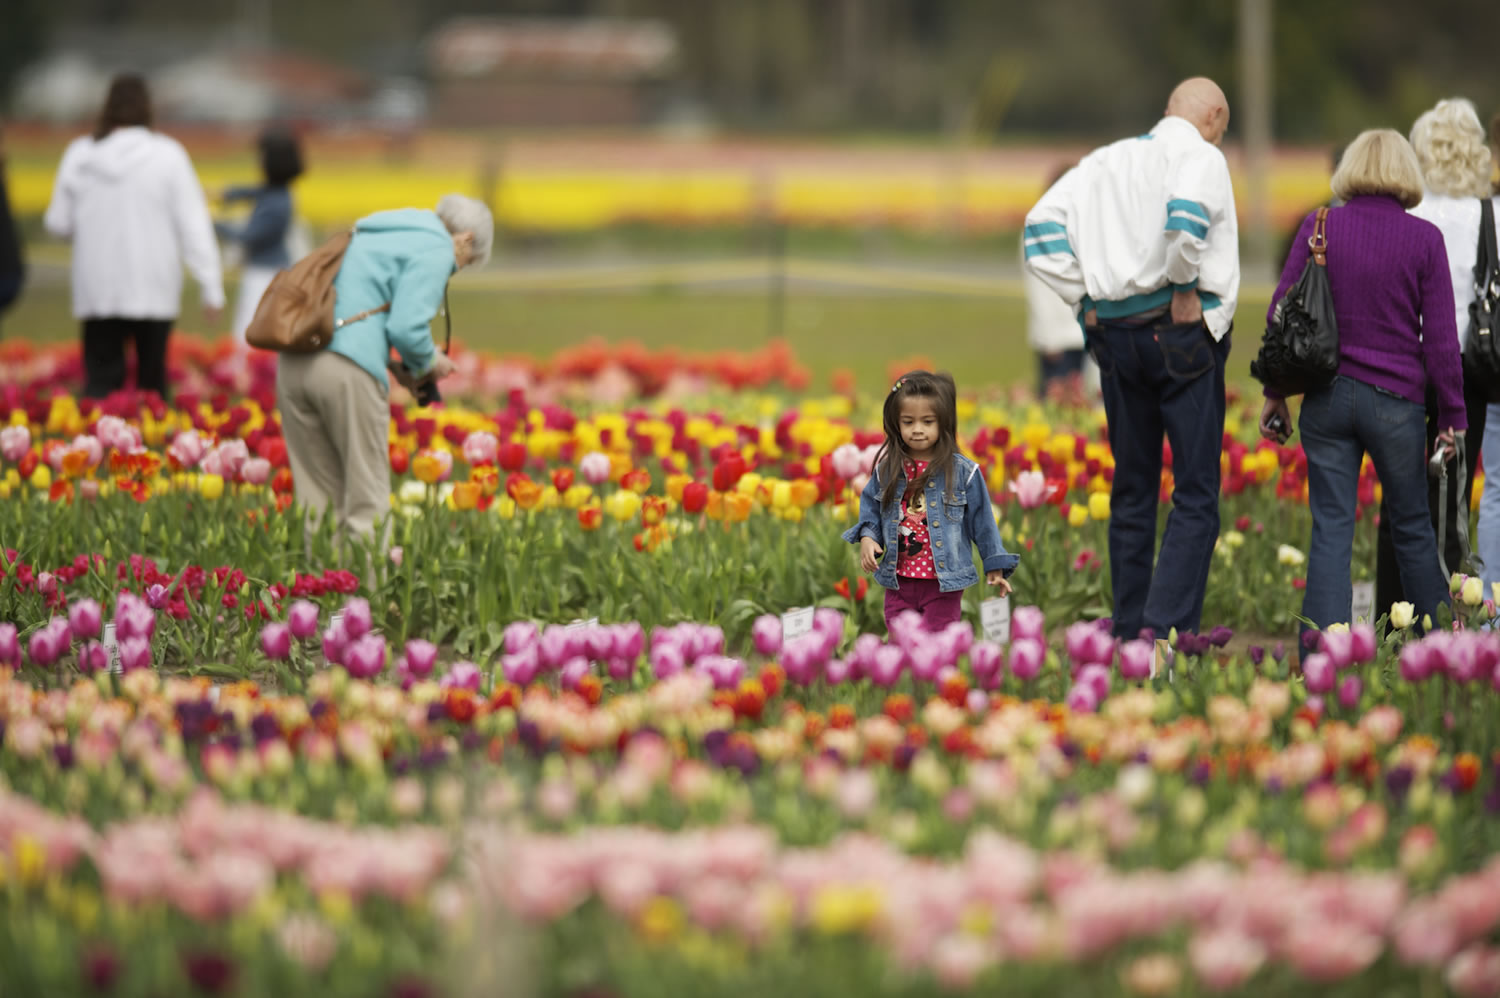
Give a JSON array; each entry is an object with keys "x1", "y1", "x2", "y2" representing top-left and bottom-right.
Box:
[
  {"x1": 1299, "y1": 376, "x2": 1449, "y2": 630},
  {"x1": 1088, "y1": 318, "x2": 1228, "y2": 639}
]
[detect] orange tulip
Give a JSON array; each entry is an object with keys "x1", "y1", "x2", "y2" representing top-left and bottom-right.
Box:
[
  {"x1": 412, "y1": 453, "x2": 446, "y2": 484},
  {"x1": 665, "y1": 473, "x2": 692, "y2": 504},
  {"x1": 508, "y1": 476, "x2": 544, "y2": 510},
  {"x1": 725, "y1": 492, "x2": 753, "y2": 523},
  {"x1": 789, "y1": 479, "x2": 820, "y2": 509},
  {"x1": 470, "y1": 465, "x2": 500, "y2": 497},
  {"x1": 641, "y1": 495, "x2": 668, "y2": 527},
  {"x1": 451, "y1": 482, "x2": 481, "y2": 511},
  {"x1": 705, "y1": 489, "x2": 725, "y2": 521},
  {"x1": 578, "y1": 505, "x2": 603, "y2": 531}
]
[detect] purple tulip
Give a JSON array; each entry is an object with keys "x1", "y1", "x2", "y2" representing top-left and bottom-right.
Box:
[
  {"x1": 968, "y1": 641, "x2": 1004, "y2": 685},
  {"x1": 403, "y1": 639, "x2": 438, "y2": 678},
  {"x1": 1207, "y1": 625, "x2": 1234, "y2": 647},
  {"x1": 115, "y1": 599, "x2": 155, "y2": 643},
  {"x1": 650, "y1": 643, "x2": 685, "y2": 680},
  {"x1": 868, "y1": 645, "x2": 907, "y2": 687},
  {"x1": 502, "y1": 647, "x2": 540, "y2": 686},
  {"x1": 68, "y1": 598, "x2": 102, "y2": 641},
  {"x1": 1079, "y1": 663, "x2": 1111, "y2": 702},
  {"x1": 751, "y1": 615, "x2": 783, "y2": 657},
  {"x1": 539, "y1": 627, "x2": 573, "y2": 669},
  {"x1": 442, "y1": 661, "x2": 482, "y2": 691},
  {"x1": 850, "y1": 633, "x2": 882, "y2": 671},
  {"x1": 118, "y1": 637, "x2": 153, "y2": 673},
  {"x1": 1009, "y1": 638, "x2": 1044, "y2": 681},
  {"x1": 560, "y1": 656, "x2": 592, "y2": 690},
  {"x1": 28, "y1": 619, "x2": 68, "y2": 666},
  {"x1": 1302, "y1": 652, "x2": 1336, "y2": 694},
  {"x1": 1011, "y1": 605, "x2": 1045, "y2": 643},
  {"x1": 888, "y1": 610, "x2": 925, "y2": 651},
  {"x1": 260, "y1": 622, "x2": 292, "y2": 661},
  {"x1": 813, "y1": 608, "x2": 845, "y2": 641},
  {"x1": 824, "y1": 658, "x2": 854, "y2": 685},
  {"x1": 689, "y1": 624, "x2": 725, "y2": 661},
  {"x1": 144, "y1": 584, "x2": 170, "y2": 610},
  {"x1": 584, "y1": 627, "x2": 612, "y2": 663},
  {"x1": 698, "y1": 654, "x2": 744, "y2": 690},
  {"x1": 0, "y1": 623, "x2": 19, "y2": 667},
  {"x1": 287, "y1": 600, "x2": 321, "y2": 640},
  {"x1": 1065, "y1": 683, "x2": 1098, "y2": 713},
  {"x1": 607, "y1": 657, "x2": 634, "y2": 682},
  {"x1": 1118, "y1": 639, "x2": 1153, "y2": 681},
  {"x1": 909, "y1": 641, "x2": 945, "y2": 683},
  {"x1": 1337, "y1": 674, "x2": 1363, "y2": 710},
  {"x1": 1320, "y1": 630, "x2": 1354, "y2": 670},
  {"x1": 343, "y1": 635, "x2": 387, "y2": 679},
  {"x1": 944, "y1": 621, "x2": 975, "y2": 659},
  {"x1": 504, "y1": 621, "x2": 539, "y2": 655},
  {"x1": 341, "y1": 598, "x2": 372, "y2": 641},
  {"x1": 782, "y1": 637, "x2": 820, "y2": 685},
  {"x1": 321, "y1": 620, "x2": 348, "y2": 666},
  {"x1": 77, "y1": 640, "x2": 108, "y2": 673},
  {"x1": 1349, "y1": 624, "x2": 1377, "y2": 665}
]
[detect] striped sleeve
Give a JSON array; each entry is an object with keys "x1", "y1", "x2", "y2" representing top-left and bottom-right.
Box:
[
  {"x1": 1163, "y1": 147, "x2": 1230, "y2": 290},
  {"x1": 1023, "y1": 221, "x2": 1074, "y2": 260},
  {"x1": 1022, "y1": 168, "x2": 1088, "y2": 308}
]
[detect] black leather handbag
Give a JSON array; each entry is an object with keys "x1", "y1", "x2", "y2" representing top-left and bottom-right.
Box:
[
  {"x1": 1251, "y1": 206, "x2": 1340, "y2": 396},
  {"x1": 1461, "y1": 199, "x2": 1500, "y2": 402}
]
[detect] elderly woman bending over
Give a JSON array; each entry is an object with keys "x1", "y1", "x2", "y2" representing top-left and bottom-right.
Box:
[{"x1": 277, "y1": 194, "x2": 494, "y2": 543}]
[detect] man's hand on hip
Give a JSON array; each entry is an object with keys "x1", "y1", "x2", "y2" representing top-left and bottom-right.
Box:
[{"x1": 1170, "y1": 289, "x2": 1203, "y2": 324}]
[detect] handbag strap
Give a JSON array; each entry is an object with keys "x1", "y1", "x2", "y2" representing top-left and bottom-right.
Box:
[
  {"x1": 1436, "y1": 433, "x2": 1483, "y2": 584},
  {"x1": 1308, "y1": 206, "x2": 1329, "y2": 266},
  {"x1": 1476, "y1": 199, "x2": 1499, "y2": 333}
]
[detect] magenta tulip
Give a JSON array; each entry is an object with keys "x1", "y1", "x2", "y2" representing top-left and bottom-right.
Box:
[
  {"x1": 1010, "y1": 605, "x2": 1045, "y2": 643},
  {"x1": 118, "y1": 637, "x2": 153, "y2": 673},
  {"x1": 341, "y1": 598, "x2": 372, "y2": 641},
  {"x1": 650, "y1": 643, "x2": 685, "y2": 680},
  {"x1": 560, "y1": 656, "x2": 592, "y2": 690},
  {"x1": 321, "y1": 620, "x2": 348, "y2": 666},
  {"x1": 824, "y1": 658, "x2": 854, "y2": 685},
  {"x1": 751, "y1": 615, "x2": 782, "y2": 657},
  {"x1": 441, "y1": 661, "x2": 482, "y2": 691},
  {"x1": 1349, "y1": 623, "x2": 1377, "y2": 665},
  {"x1": 1302, "y1": 652, "x2": 1336, "y2": 694},
  {"x1": 504, "y1": 620, "x2": 539, "y2": 655},
  {"x1": 1009, "y1": 638, "x2": 1045, "y2": 681},
  {"x1": 502, "y1": 648, "x2": 540, "y2": 686},
  {"x1": 68, "y1": 598, "x2": 102, "y2": 641},
  {"x1": 77, "y1": 640, "x2": 108, "y2": 674},
  {"x1": 1065, "y1": 683, "x2": 1098, "y2": 713},
  {"x1": 1337, "y1": 674, "x2": 1363, "y2": 710},
  {"x1": 968, "y1": 641, "x2": 1004, "y2": 685},
  {"x1": 343, "y1": 635, "x2": 387, "y2": 679},
  {"x1": 1118, "y1": 639, "x2": 1154, "y2": 681},
  {"x1": 868, "y1": 645, "x2": 907, "y2": 687},
  {"x1": 0, "y1": 622, "x2": 19, "y2": 667},
  {"x1": 404, "y1": 639, "x2": 438, "y2": 678},
  {"x1": 287, "y1": 600, "x2": 321, "y2": 640},
  {"x1": 260, "y1": 622, "x2": 292, "y2": 661}
]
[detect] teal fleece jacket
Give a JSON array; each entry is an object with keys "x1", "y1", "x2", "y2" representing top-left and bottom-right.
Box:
[{"x1": 329, "y1": 209, "x2": 455, "y2": 392}]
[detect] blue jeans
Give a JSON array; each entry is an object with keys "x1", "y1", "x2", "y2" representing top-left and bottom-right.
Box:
[
  {"x1": 1088, "y1": 318, "x2": 1228, "y2": 638},
  {"x1": 1481, "y1": 401, "x2": 1500, "y2": 589},
  {"x1": 1299, "y1": 376, "x2": 1449, "y2": 630}
]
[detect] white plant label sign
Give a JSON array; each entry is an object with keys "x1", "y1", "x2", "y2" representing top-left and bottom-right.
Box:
[
  {"x1": 1352, "y1": 582, "x2": 1375, "y2": 624},
  {"x1": 781, "y1": 607, "x2": 814, "y2": 642},
  {"x1": 104, "y1": 622, "x2": 121, "y2": 675},
  {"x1": 980, "y1": 597, "x2": 1011, "y2": 644}
]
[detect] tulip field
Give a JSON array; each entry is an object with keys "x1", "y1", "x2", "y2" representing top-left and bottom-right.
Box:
[{"x1": 3, "y1": 337, "x2": 1500, "y2": 998}]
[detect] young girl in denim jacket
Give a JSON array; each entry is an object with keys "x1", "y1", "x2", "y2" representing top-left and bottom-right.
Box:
[{"x1": 843, "y1": 371, "x2": 1018, "y2": 632}]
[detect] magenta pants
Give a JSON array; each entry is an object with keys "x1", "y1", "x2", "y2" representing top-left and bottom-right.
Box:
[{"x1": 883, "y1": 577, "x2": 964, "y2": 633}]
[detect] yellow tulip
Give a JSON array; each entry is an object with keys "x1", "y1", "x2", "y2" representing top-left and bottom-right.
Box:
[
  {"x1": 199, "y1": 474, "x2": 224, "y2": 500},
  {"x1": 29, "y1": 464, "x2": 50, "y2": 490},
  {"x1": 603, "y1": 489, "x2": 642, "y2": 523},
  {"x1": 1087, "y1": 492, "x2": 1110, "y2": 521},
  {"x1": 1067, "y1": 503, "x2": 1089, "y2": 528},
  {"x1": 770, "y1": 481, "x2": 792, "y2": 509},
  {"x1": 494, "y1": 497, "x2": 517, "y2": 519}
]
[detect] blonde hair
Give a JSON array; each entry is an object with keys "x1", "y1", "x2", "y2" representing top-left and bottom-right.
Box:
[
  {"x1": 1409, "y1": 98, "x2": 1493, "y2": 199},
  {"x1": 1330, "y1": 129, "x2": 1425, "y2": 209}
]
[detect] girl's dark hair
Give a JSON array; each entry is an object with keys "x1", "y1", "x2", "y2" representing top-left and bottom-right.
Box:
[
  {"x1": 259, "y1": 128, "x2": 304, "y2": 187},
  {"x1": 94, "y1": 74, "x2": 152, "y2": 140},
  {"x1": 874, "y1": 370, "x2": 959, "y2": 508}
]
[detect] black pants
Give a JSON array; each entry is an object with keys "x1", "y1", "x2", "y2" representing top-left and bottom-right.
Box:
[
  {"x1": 1375, "y1": 374, "x2": 1489, "y2": 612},
  {"x1": 81, "y1": 318, "x2": 173, "y2": 401}
]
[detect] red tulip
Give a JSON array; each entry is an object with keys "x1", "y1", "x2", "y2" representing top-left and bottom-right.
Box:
[
  {"x1": 498, "y1": 442, "x2": 527, "y2": 472},
  {"x1": 389, "y1": 444, "x2": 410, "y2": 475},
  {"x1": 552, "y1": 467, "x2": 575, "y2": 492},
  {"x1": 681, "y1": 481, "x2": 709, "y2": 514}
]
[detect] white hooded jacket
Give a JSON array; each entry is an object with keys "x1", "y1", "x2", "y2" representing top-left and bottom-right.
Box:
[{"x1": 45, "y1": 126, "x2": 224, "y2": 320}]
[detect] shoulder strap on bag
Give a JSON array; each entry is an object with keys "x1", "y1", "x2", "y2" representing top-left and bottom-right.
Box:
[
  {"x1": 1478, "y1": 199, "x2": 1499, "y2": 331},
  {"x1": 1436, "y1": 434, "x2": 1483, "y2": 585},
  {"x1": 1308, "y1": 206, "x2": 1329, "y2": 266},
  {"x1": 330, "y1": 226, "x2": 392, "y2": 331}
]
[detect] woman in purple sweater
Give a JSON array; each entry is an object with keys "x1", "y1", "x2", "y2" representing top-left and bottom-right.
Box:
[{"x1": 1260, "y1": 129, "x2": 1465, "y2": 633}]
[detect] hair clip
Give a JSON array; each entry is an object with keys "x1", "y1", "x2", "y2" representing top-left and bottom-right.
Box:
[{"x1": 891, "y1": 379, "x2": 905, "y2": 392}]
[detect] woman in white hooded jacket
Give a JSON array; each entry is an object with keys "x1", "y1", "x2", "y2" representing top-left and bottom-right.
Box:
[{"x1": 44, "y1": 74, "x2": 223, "y2": 401}]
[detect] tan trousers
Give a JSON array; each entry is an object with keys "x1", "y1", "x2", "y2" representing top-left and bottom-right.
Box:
[{"x1": 276, "y1": 351, "x2": 390, "y2": 546}]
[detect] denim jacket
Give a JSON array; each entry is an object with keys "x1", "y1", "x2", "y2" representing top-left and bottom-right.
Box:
[{"x1": 841, "y1": 453, "x2": 1019, "y2": 593}]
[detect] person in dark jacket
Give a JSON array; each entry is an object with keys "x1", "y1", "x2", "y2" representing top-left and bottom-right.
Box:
[
  {"x1": 217, "y1": 128, "x2": 304, "y2": 353},
  {"x1": 0, "y1": 122, "x2": 24, "y2": 324}
]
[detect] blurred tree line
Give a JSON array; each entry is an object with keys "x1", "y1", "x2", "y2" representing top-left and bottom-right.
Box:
[{"x1": 4, "y1": 0, "x2": 1498, "y2": 143}]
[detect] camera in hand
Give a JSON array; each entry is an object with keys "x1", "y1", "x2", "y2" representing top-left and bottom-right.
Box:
[
  {"x1": 404, "y1": 365, "x2": 442, "y2": 407},
  {"x1": 1265, "y1": 413, "x2": 1289, "y2": 443}
]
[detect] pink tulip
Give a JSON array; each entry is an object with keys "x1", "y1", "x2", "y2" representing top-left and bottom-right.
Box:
[
  {"x1": 344, "y1": 635, "x2": 387, "y2": 679},
  {"x1": 965, "y1": 689, "x2": 989, "y2": 714},
  {"x1": 1321, "y1": 630, "x2": 1354, "y2": 670},
  {"x1": 0, "y1": 424, "x2": 30, "y2": 463},
  {"x1": 504, "y1": 620, "x2": 539, "y2": 655},
  {"x1": 0, "y1": 622, "x2": 19, "y2": 667},
  {"x1": 404, "y1": 639, "x2": 438, "y2": 678},
  {"x1": 462, "y1": 431, "x2": 499, "y2": 467},
  {"x1": 77, "y1": 640, "x2": 109, "y2": 673},
  {"x1": 441, "y1": 661, "x2": 482, "y2": 691},
  {"x1": 824, "y1": 658, "x2": 854, "y2": 685},
  {"x1": 850, "y1": 633, "x2": 883, "y2": 673},
  {"x1": 1010, "y1": 605, "x2": 1046, "y2": 643},
  {"x1": 607, "y1": 657, "x2": 635, "y2": 682},
  {"x1": 502, "y1": 648, "x2": 540, "y2": 686},
  {"x1": 781, "y1": 638, "x2": 820, "y2": 685},
  {"x1": 240, "y1": 458, "x2": 272, "y2": 486},
  {"x1": 1303, "y1": 652, "x2": 1336, "y2": 694},
  {"x1": 95, "y1": 415, "x2": 141, "y2": 454},
  {"x1": 650, "y1": 643, "x2": 685, "y2": 680},
  {"x1": 1008, "y1": 469, "x2": 1054, "y2": 509},
  {"x1": 943, "y1": 620, "x2": 975, "y2": 658},
  {"x1": 830, "y1": 443, "x2": 865, "y2": 480},
  {"x1": 539, "y1": 627, "x2": 573, "y2": 669},
  {"x1": 1118, "y1": 639, "x2": 1153, "y2": 681},
  {"x1": 213, "y1": 439, "x2": 250, "y2": 479},
  {"x1": 321, "y1": 620, "x2": 348, "y2": 666},
  {"x1": 1065, "y1": 683, "x2": 1098, "y2": 713},
  {"x1": 118, "y1": 637, "x2": 153, "y2": 673},
  {"x1": 260, "y1": 622, "x2": 292, "y2": 661},
  {"x1": 1009, "y1": 638, "x2": 1045, "y2": 681},
  {"x1": 27, "y1": 618, "x2": 70, "y2": 666},
  {"x1": 1349, "y1": 623, "x2": 1377, "y2": 664},
  {"x1": 341, "y1": 598, "x2": 372, "y2": 641},
  {"x1": 868, "y1": 645, "x2": 907, "y2": 686},
  {"x1": 1188, "y1": 930, "x2": 1265, "y2": 992},
  {"x1": 579, "y1": 451, "x2": 612, "y2": 485},
  {"x1": 889, "y1": 609, "x2": 926, "y2": 651},
  {"x1": 1079, "y1": 663, "x2": 1111, "y2": 702},
  {"x1": 145, "y1": 584, "x2": 170, "y2": 610},
  {"x1": 560, "y1": 656, "x2": 591, "y2": 690},
  {"x1": 813, "y1": 608, "x2": 845, "y2": 641},
  {"x1": 114, "y1": 596, "x2": 155, "y2": 642},
  {"x1": 168, "y1": 430, "x2": 208, "y2": 469},
  {"x1": 697, "y1": 654, "x2": 744, "y2": 690},
  {"x1": 1446, "y1": 945, "x2": 1500, "y2": 998},
  {"x1": 1337, "y1": 674, "x2": 1363, "y2": 710},
  {"x1": 609, "y1": 622, "x2": 644, "y2": 662},
  {"x1": 1400, "y1": 642, "x2": 1435, "y2": 683},
  {"x1": 287, "y1": 600, "x2": 320, "y2": 640},
  {"x1": 969, "y1": 641, "x2": 1004, "y2": 686},
  {"x1": 909, "y1": 642, "x2": 945, "y2": 682},
  {"x1": 68, "y1": 598, "x2": 102, "y2": 640}
]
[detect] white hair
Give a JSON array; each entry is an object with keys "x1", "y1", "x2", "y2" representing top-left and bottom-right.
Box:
[
  {"x1": 435, "y1": 193, "x2": 495, "y2": 268},
  {"x1": 1409, "y1": 98, "x2": 1494, "y2": 199}
]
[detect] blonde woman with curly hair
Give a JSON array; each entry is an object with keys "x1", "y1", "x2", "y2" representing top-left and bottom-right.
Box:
[{"x1": 1374, "y1": 99, "x2": 1500, "y2": 607}]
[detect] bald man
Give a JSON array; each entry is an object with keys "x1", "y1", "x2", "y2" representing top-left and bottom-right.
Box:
[{"x1": 1023, "y1": 78, "x2": 1240, "y2": 643}]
